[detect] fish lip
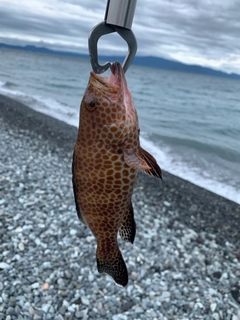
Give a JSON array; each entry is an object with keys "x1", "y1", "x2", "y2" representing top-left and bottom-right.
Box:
[
  {"x1": 110, "y1": 61, "x2": 123, "y2": 76},
  {"x1": 110, "y1": 62, "x2": 130, "y2": 94},
  {"x1": 110, "y1": 61, "x2": 119, "y2": 76},
  {"x1": 110, "y1": 62, "x2": 123, "y2": 86}
]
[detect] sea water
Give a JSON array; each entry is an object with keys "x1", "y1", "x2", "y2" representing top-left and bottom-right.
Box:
[{"x1": 0, "y1": 48, "x2": 239, "y2": 204}]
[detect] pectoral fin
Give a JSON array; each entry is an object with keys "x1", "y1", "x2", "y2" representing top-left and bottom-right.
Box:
[
  {"x1": 119, "y1": 201, "x2": 136, "y2": 244},
  {"x1": 123, "y1": 150, "x2": 151, "y2": 171},
  {"x1": 139, "y1": 146, "x2": 162, "y2": 179},
  {"x1": 123, "y1": 147, "x2": 162, "y2": 179}
]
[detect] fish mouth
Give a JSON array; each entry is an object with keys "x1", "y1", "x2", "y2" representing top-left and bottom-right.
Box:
[
  {"x1": 109, "y1": 61, "x2": 123, "y2": 85},
  {"x1": 90, "y1": 61, "x2": 124, "y2": 90},
  {"x1": 109, "y1": 61, "x2": 128, "y2": 93}
]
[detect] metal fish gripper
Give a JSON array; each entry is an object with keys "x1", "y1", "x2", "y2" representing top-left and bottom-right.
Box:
[{"x1": 88, "y1": 0, "x2": 138, "y2": 74}]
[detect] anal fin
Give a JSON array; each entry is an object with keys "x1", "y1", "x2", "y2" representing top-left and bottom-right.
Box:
[
  {"x1": 139, "y1": 146, "x2": 162, "y2": 179},
  {"x1": 119, "y1": 201, "x2": 136, "y2": 244}
]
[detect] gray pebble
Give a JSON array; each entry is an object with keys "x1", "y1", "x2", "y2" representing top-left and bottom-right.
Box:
[
  {"x1": 29, "y1": 307, "x2": 35, "y2": 315},
  {"x1": 74, "y1": 311, "x2": 83, "y2": 319},
  {"x1": 28, "y1": 276, "x2": 36, "y2": 283},
  {"x1": 59, "y1": 306, "x2": 67, "y2": 315},
  {"x1": 42, "y1": 261, "x2": 52, "y2": 269},
  {"x1": 31, "y1": 282, "x2": 39, "y2": 289},
  {"x1": 64, "y1": 270, "x2": 72, "y2": 279},
  {"x1": 18, "y1": 242, "x2": 25, "y2": 251},
  {"x1": 54, "y1": 316, "x2": 65, "y2": 320},
  {"x1": 112, "y1": 315, "x2": 128, "y2": 320},
  {"x1": 88, "y1": 274, "x2": 94, "y2": 282},
  {"x1": 41, "y1": 304, "x2": 51, "y2": 313},
  {"x1": 57, "y1": 278, "x2": 65, "y2": 288},
  {"x1": 0, "y1": 262, "x2": 10, "y2": 269},
  {"x1": 2, "y1": 292, "x2": 8, "y2": 302},
  {"x1": 134, "y1": 306, "x2": 144, "y2": 313},
  {"x1": 15, "y1": 305, "x2": 22, "y2": 314},
  {"x1": 70, "y1": 229, "x2": 77, "y2": 236},
  {"x1": 121, "y1": 301, "x2": 134, "y2": 312},
  {"x1": 81, "y1": 296, "x2": 90, "y2": 306},
  {"x1": 212, "y1": 313, "x2": 220, "y2": 320},
  {"x1": 6, "y1": 307, "x2": 17, "y2": 316}
]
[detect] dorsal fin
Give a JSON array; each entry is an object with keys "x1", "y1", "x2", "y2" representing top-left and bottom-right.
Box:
[
  {"x1": 72, "y1": 150, "x2": 87, "y2": 225},
  {"x1": 139, "y1": 146, "x2": 162, "y2": 179}
]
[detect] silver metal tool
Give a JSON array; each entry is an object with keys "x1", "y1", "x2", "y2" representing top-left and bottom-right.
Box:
[
  {"x1": 105, "y1": 0, "x2": 137, "y2": 29},
  {"x1": 88, "y1": 0, "x2": 137, "y2": 74}
]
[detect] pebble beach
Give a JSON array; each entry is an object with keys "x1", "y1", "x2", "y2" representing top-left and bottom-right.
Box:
[{"x1": 0, "y1": 93, "x2": 240, "y2": 319}]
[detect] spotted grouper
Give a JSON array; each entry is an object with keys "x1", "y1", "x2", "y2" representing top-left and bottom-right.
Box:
[{"x1": 72, "y1": 61, "x2": 162, "y2": 287}]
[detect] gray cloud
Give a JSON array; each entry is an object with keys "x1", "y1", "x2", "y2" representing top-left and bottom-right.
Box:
[
  {"x1": 0, "y1": 0, "x2": 240, "y2": 73},
  {"x1": 135, "y1": 1, "x2": 240, "y2": 62}
]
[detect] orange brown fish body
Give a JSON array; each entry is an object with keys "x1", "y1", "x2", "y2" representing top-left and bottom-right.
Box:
[{"x1": 72, "y1": 61, "x2": 161, "y2": 287}]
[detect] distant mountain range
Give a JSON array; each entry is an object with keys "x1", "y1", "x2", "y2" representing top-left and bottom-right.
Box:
[{"x1": 1, "y1": 42, "x2": 240, "y2": 80}]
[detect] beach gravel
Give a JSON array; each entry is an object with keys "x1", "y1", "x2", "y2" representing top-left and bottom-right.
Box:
[{"x1": 0, "y1": 94, "x2": 240, "y2": 319}]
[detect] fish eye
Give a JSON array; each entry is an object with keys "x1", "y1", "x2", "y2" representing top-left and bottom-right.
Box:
[
  {"x1": 86, "y1": 99, "x2": 97, "y2": 112},
  {"x1": 89, "y1": 100, "x2": 95, "y2": 108}
]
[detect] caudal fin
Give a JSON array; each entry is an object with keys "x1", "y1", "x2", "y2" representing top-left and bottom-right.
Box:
[{"x1": 96, "y1": 245, "x2": 128, "y2": 287}]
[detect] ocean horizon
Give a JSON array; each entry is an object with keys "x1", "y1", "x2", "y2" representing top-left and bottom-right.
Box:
[
  {"x1": 1, "y1": 47, "x2": 239, "y2": 204},
  {"x1": 1, "y1": 42, "x2": 240, "y2": 80}
]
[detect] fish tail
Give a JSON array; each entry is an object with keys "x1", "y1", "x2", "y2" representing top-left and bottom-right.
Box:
[{"x1": 96, "y1": 241, "x2": 128, "y2": 287}]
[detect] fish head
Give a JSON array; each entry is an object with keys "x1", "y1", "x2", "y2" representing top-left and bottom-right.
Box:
[{"x1": 80, "y1": 61, "x2": 137, "y2": 145}]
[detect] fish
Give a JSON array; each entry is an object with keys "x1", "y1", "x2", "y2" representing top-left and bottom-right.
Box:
[{"x1": 72, "y1": 61, "x2": 162, "y2": 287}]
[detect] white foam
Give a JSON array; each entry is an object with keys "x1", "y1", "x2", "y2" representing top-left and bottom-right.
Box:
[
  {"x1": 0, "y1": 81, "x2": 23, "y2": 96},
  {"x1": 28, "y1": 94, "x2": 79, "y2": 128},
  {"x1": 140, "y1": 136, "x2": 240, "y2": 204},
  {"x1": 0, "y1": 82, "x2": 79, "y2": 127}
]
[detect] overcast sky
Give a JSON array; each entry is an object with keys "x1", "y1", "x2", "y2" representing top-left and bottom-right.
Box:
[{"x1": 0, "y1": 0, "x2": 240, "y2": 74}]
